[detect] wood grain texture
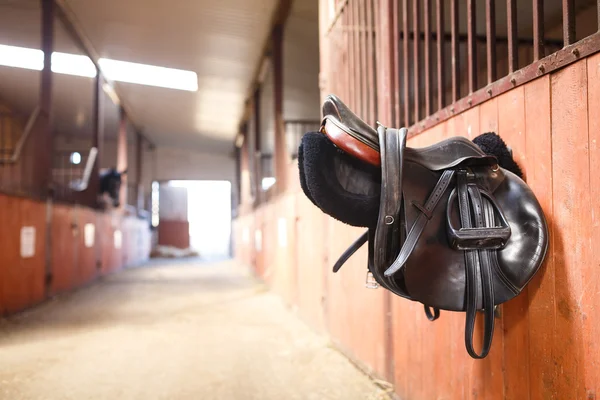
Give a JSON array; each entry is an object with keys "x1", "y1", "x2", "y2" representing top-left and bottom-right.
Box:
[
  {"x1": 524, "y1": 75, "x2": 556, "y2": 400},
  {"x1": 51, "y1": 205, "x2": 77, "y2": 294},
  {"x1": 0, "y1": 195, "x2": 46, "y2": 315},
  {"x1": 551, "y1": 59, "x2": 590, "y2": 400},
  {"x1": 584, "y1": 52, "x2": 600, "y2": 400},
  {"x1": 497, "y1": 86, "x2": 531, "y2": 400}
]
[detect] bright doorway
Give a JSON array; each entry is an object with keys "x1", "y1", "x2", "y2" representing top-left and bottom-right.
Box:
[{"x1": 167, "y1": 180, "x2": 232, "y2": 260}]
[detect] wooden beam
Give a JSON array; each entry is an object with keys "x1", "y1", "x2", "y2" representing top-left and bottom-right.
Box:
[
  {"x1": 136, "y1": 131, "x2": 144, "y2": 211},
  {"x1": 237, "y1": 0, "x2": 294, "y2": 135},
  {"x1": 116, "y1": 106, "x2": 128, "y2": 208},
  {"x1": 85, "y1": 73, "x2": 104, "y2": 208},
  {"x1": 272, "y1": 23, "x2": 287, "y2": 194},
  {"x1": 53, "y1": 0, "x2": 154, "y2": 148}
]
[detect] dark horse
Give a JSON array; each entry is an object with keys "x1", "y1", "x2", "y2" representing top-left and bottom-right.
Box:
[{"x1": 99, "y1": 168, "x2": 127, "y2": 207}]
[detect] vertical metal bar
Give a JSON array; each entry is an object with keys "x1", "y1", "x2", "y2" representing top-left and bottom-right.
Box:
[
  {"x1": 353, "y1": 0, "x2": 361, "y2": 114},
  {"x1": 359, "y1": 0, "x2": 368, "y2": 120},
  {"x1": 436, "y1": 0, "x2": 445, "y2": 110},
  {"x1": 393, "y1": 0, "x2": 401, "y2": 126},
  {"x1": 402, "y1": 0, "x2": 410, "y2": 126},
  {"x1": 467, "y1": 0, "x2": 477, "y2": 93},
  {"x1": 486, "y1": 0, "x2": 497, "y2": 83},
  {"x1": 413, "y1": 0, "x2": 420, "y2": 122},
  {"x1": 532, "y1": 0, "x2": 544, "y2": 60},
  {"x1": 366, "y1": 0, "x2": 376, "y2": 125},
  {"x1": 507, "y1": 0, "x2": 517, "y2": 73},
  {"x1": 562, "y1": 0, "x2": 575, "y2": 46},
  {"x1": 424, "y1": 0, "x2": 432, "y2": 116},
  {"x1": 451, "y1": 0, "x2": 459, "y2": 102},
  {"x1": 348, "y1": 2, "x2": 356, "y2": 109}
]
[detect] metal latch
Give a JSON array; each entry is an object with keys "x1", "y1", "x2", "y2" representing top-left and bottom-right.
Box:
[{"x1": 365, "y1": 271, "x2": 379, "y2": 289}]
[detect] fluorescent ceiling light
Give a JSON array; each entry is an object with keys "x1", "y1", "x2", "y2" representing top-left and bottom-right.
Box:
[
  {"x1": 99, "y1": 58, "x2": 198, "y2": 91},
  {"x1": 0, "y1": 44, "x2": 43, "y2": 70},
  {"x1": 52, "y1": 52, "x2": 96, "y2": 77},
  {"x1": 0, "y1": 43, "x2": 197, "y2": 91}
]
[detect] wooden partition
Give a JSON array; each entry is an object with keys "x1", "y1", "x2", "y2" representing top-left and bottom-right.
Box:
[
  {"x1": 0, "y1": 193, "x2": 151, "y2": 317},
  {"x1": 234, "y1": 54, "x2": 600, "y2": 399}
]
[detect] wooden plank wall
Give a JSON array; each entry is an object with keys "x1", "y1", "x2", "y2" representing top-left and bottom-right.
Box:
[
  {"x1": 234, "y1": 54, "x2": 600, "y2": 399},
  {"x1": 0, "y1": 194, "x2": 151, "y2": 317}
]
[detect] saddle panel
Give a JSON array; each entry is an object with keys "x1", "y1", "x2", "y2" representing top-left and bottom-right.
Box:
[{"x1": 397, "y1": 163, "x2": 547, "y2": 311}]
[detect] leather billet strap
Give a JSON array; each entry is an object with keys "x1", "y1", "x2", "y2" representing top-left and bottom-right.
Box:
[
  {"x1": 332, "y1": 230, "x2": 368, "y2": 272},
  {"x1": 373, "y1": 126, "x2": 406, "y2": 271},
  {"x1": 456, "y1": 170, "x2": 496, "y2": 359},
  {"x1": 424, "y1": 305, "x2": 440, "y2": 321},
  {"x1": 383, "y1": 169, "x2": 456, "y2": 277}
]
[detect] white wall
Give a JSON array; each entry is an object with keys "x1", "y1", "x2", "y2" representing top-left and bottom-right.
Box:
[
  {"x1": 283, "y1": 0, "x2": 320, "y2": 121},
  {"x1": 154, "y1": 146, "x2": 235, "y2": 183}
]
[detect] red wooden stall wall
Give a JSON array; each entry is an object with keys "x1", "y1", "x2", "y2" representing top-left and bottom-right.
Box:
[
  {"x1": 234, "y1": 54, "x2": 600, "y2": 399},
  {"x1": 0, "y1": 194, "x2": 151, "y2": 317}
]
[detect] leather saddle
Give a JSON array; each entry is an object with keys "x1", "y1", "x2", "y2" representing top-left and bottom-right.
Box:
[{"x1": 298, "y1": 94, "x2": 549, "y2": 359}]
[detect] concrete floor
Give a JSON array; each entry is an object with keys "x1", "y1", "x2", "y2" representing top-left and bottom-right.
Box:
[{"x1": 0, "y1": 260, "x2": 389, "y2": 400}]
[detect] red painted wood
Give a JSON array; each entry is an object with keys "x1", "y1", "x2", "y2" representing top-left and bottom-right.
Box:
[
  {"x1": 51, "y1": 205, "x2": 77, "y2": 294},
  {"x1": 295, "y1": 194, "x2": 328, "y2": 331},
  {"x1": 497, "y1": 86, "x2": 531, "y2": 400},
  {"x1": 0, "y1": 195, "x2": 46, "y2": 315},
  {"x1": 524, "y1": 75, "x2": 556, "y2": 400},
  {"x1": 551, "y1": 59, "x2": 590, "y2": 400},
  {"x1": 585, "y1": 53, "x2": 600, "y2": 399}
]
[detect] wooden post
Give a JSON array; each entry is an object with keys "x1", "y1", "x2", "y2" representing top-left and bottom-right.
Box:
[
  {"x1": 116, "y1": 106, "x2": 128, "y2": 209},
  {"x1": 86, "y1": 74, "x2": 104, "y2": 208},
  {"x1": 136, "y1": 131, "x2": 144, "y2": 212},
  {"x1": 37, "y1": 0, "x2": 54, "y2": 197},
  {"x1": 40, "y1": 0, "x2": 55, "y2": 294},
  {"x1": 272, "y1": 23, "x2": 287, "y2": 195},
  {"x1": 253, "y1": 87, "x2": 261, "y2": 205}
]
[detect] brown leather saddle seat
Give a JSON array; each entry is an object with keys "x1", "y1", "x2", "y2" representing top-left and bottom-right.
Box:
[{"x1": 301, "y1": 95, "x2": 549, "y2": 359}]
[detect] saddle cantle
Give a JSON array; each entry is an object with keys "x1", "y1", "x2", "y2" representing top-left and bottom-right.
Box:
[{"x1": 300, "y1": 94, "x2": 549, "y2": 359}]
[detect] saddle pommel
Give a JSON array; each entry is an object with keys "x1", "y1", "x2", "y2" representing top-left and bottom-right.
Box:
[{"x1": 321, "y1": 94, "x2": 381, "y2": 167}]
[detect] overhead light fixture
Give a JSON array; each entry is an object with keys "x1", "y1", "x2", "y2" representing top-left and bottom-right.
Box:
[
  {"x1": 52, "y1": 52, "x2": 97, "y2": 77},
  {"x1": 99, "y1": 58, "x2": 198, "y2": 91},
  {"x1": 0, "y1": 44, "x2": 42, "y2": 70},
  {"x1": 0, "y1": 43, "x2": 197, "y2": 91}
]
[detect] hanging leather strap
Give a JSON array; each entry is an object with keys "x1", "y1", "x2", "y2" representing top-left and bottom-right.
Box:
[
  {"x1": 384, "y1": 169, "x2": 456, "y2": 277},
  {"x1": 424, "y1": 305, "x2": 440, "y2": 321},
  {"x1": 457, "y1": 170, "x2": 495, "y2": 359},
  {"x1": 332, "y1": 230, "x2": 369, "y2": 272}
]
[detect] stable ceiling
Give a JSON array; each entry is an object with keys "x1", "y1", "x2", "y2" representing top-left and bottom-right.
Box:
[{"x1": 0, "y1": 0, "x2": 279, "y2": 153}]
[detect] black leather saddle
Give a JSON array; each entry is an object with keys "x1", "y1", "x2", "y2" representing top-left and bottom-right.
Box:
[{"x1": 299, "y1": 95, "x2": 549, "y2": 359}]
